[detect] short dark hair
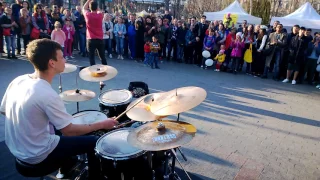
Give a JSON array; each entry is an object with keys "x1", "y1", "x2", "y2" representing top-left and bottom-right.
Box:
[
  {"x1": 26, "y1": 39, "x2": 62, "y2": 71},
  {"x1": 152, "y1": 35, "x2": 158, "y2": 39},
  {"x1": 293, "y1": 25, "x2": 300, "y2": 28},
  {"x1": 300, "y1": 27, "x2": 306, "y2": 31},
  {"x1": 201, "y1": 15, "x2": 206, "y2": 19},
  {"x1": 89, "y1": 1, "x2": 98, "y2": 11},
  {"x1": 307, "y1": 28, "x2": 312, "y2": 32}
]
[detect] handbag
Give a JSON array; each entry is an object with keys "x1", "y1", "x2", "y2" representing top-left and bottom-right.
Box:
[
  {"x1": 30, "y1": 28, "x2": 40, "y2": 39},
  {"x1": 262, "y1": 44, "x2": 274, "y2": 56},
  {"x1": 3, "y1": 28, "x2": 10, "y2": 36},
  {"x1": 244, "y1": 43, "x2": 253, "y2": 63}
]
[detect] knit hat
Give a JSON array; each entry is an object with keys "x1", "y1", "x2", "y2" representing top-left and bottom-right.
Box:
[{"x1": 236, "y1": 32, "x2": 242, "y2": 37}]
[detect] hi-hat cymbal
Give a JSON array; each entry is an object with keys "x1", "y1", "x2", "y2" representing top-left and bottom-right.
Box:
[
  {"x1": 127, "y1": 120, "x2": 196, "y2": 151},
  {"x1": 126, "y1": 93, "x2": 165, "y2": 122},
  {"x1": 149, "y1": 86, "x2": 207, "y2": 116},
  {"x1": 62, "y1": 63, "x2": 77, "y2": 73},
  {"x1": 79, "y1": 64, "x2": 118, "y2": 82},
  {"x1": 59, "y1": 89, "x2": 96, "y2": 102}
]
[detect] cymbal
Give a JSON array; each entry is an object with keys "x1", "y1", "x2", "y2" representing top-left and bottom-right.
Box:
[
  {"x1": 149, "y1": 86, "x2": 207, "y2": 116},
  {"x1": 79, "y1": 64, "x2": 118, "y2": 82},
  {"x1": 126, "y1": 93, "x2": 165, "y2": 122},
  {"x1": 62, "y1": 63, "x2": 77, "y2": 73},
  {"x1": 59, "y1": 89, "x2": 96, "y2": 102},
  {"x1": 127, "y1": 120, "x2": 196, "y2": 151}
]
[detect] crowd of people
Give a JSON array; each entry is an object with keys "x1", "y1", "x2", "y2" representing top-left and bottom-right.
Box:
[{"x1": 0, "y1": 0, "x2": 320, "y2": 87}]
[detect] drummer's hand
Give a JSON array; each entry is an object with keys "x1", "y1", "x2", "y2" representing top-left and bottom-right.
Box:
[{"x1": 101, "y1": 118, "x2": 118, "y2": 129}]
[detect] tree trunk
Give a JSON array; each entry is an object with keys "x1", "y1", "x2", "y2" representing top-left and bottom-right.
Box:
[
  {"x1": 165, "y1": 0, "x2": 170, "y2": 10},
  {"x1": 249, "y1": 0, "x2": 252, "y2": 14}
]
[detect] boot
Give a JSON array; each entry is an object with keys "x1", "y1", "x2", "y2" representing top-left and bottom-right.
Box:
[{"x1": 261, "y1": 67, "x2": 269, "y2": 79}]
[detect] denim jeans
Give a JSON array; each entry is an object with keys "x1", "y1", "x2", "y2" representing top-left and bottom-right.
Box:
[
  {"x1": 34, "y1": 135, "x2": 100, "y2": 179},
  {"x1": 22, "y1": 35, "x2": 30, "y2": 52},
  {"x1": 87, "y1": 39, "x2": 107, "y2": 65},
  {"x1": 104, "y1": 38, "x2": 112, "y2": 55},
  {"x1": 177, "y1": 45, "x2": 184, "y2": 60},
  {"x1": 116, "y1": 36, "x2": 124, "y2": 55},
  {"x1": 150, "y1": 52, "x2": 159, "y2": 67},
  {"x1": 5, "y1": 35, "x2": 16, "y2": 56},
  {"x1": 79, "y1": 32, "x2": 86, "y2": 54},
  {"x1": 128, "y1": 35, "x2": 136, "y2": 58},
  {"x1": 144, "y1": 52, "x2": 150, "y2": 65}
]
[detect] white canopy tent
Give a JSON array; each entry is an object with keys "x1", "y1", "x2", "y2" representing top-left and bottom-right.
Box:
[
  {"x1": 271, "y1": 2, "x2": 320, "y2": 30},
  {"x1": 204, "y1": 0, "x2": 262, "y2": 25}
]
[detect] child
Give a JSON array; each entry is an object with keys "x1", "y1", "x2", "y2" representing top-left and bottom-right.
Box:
[
  {"x1": 144, "y1": 40, "x2": 151, "y2": 66},
  {"x1": 62, "y1": 20, "x2": 75, "y2": 60},
  {"x1": 113, "y1": 16, "x2": 127, "y2": 60},
  {"x1": 230, "y1": 32, "x2": 245, "y2": 74},
  {"x1": 51, "y1": 21, "x2": 66, "y2": 54},
  {"x1": 214, "y1": 45, "x2": 226, "y2": 71},
  {"x1": 150, "y1": 36, "x2": 161, "y2": 69},
  {"x1": 201, "y1": 28, "x2": 215, "y2": 69}
]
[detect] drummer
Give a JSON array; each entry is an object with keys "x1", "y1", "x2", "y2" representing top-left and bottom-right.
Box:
[{"x1": 0, "y1": 39, "x2": 118, "y2": 180}]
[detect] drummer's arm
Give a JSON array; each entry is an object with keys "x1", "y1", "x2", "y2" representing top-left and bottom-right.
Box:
[{"x1": 60, "y1": 122, "x2": 104, "y2": 136}]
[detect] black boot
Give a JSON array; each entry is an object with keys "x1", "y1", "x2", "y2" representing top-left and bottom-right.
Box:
[{"x1": 261, "y1": 67, "x2": 269, "y2": 79}]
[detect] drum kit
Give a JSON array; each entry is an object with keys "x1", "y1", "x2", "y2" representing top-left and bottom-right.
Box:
[{"x1": 58, "y1": 63, "x2": 207, "y2": 180}]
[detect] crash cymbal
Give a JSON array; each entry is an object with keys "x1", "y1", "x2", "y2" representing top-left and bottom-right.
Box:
[
  {"x1": 149, "y1": 86, "x2": 207, "y2": 116},
  {"x1": 127, "y1": 120, "x2": 196, "y2": 151},
  {"x1": 126, "y1": 93, "x2": 166, "y2": 122},
  {"x1": 59, "y1": 89, "x2": 96, "y2": 102},
  {"x1": 79, "y1": 64, "x2": 118, "y2": 82},
  {"x1": 62, "y1": 63, "x2": 77, "y2": 73}
]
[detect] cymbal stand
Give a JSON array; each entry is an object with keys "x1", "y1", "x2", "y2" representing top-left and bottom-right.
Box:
[
  {"x1": 59, "y1": 74, "x2": 62, "y2": 93},
  {"x1": 76, "y1": 69, "x2": 80, "y2": 113},
  {"x1": 99, "y1": 81, "x2": 105, "y2": 94},
  {"x1": 171, "y1": 149, "x2": 192, "y2": 180}
]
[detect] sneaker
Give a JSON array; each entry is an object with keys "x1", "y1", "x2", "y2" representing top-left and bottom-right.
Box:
[
  {"x1": 201, "y1": 65, "x2": 203, "y2": 68},
  {"x1": 282, "y1": 79, "x2": 289, "y2": 83},
  {"x1": 292, "y1": 80, "x2": 296, "y2": 85},
  {"x1": 316, "y1": 84, "x2": 320, "y2": 88},
  {"x1": 65, "y1": 56, "x2": 69, "y2": 60},
  {"x1": 70, "y1": 56, "x2": 75, "y2": 59},
  {"x1": 217, "y1": 69, "x2": 220, "y2": 72},
  {"x1": 109, "y1": 54, "x2": 112, "y2": 59},
  {"x1": 117, "y1": 55, "x2": 120, "y2": 59},
  {"x1": 120, "y1": 55, "x2": 124, "y2": 60}
]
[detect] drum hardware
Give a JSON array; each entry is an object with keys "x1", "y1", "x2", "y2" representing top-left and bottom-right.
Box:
[
  {"x1": 170, "y1": 149, "x2": 191, "y2": 180},
  {"x1": 99, "y1": 81, "x2": 105, "y2": 94},
  {"x1": 59, "y1": 63, "x2": 78, "y2": 93},
  {"x1": 59, "y1": 74, "x2": 62, "y2": 93},
  {"x1": 79, "y1": 64, "x2": 118, "y2": 82}
]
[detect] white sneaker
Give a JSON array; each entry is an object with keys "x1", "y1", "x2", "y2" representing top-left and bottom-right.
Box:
[
  {"x1": 109, "y1": 54, "x2": 112, "y2": 59},
  {"x1": 120, "y1": 55, "x2": 124, "y2": 60},
  {"x1": 316, "y1": 84, "x2": 320, "y2": 88},
  {"x1": 117, "y1": 55, "x2": 120, "y2": 59},
  {"x1": 282, "y1": 79, "x2": 289, "y2": 83},
  {"x1": 70, "y1": 56, "x2": 75, "y2": 59},
  {"x1": 201, "y1": 65, "x2": 203, "y2": 68},
  {"x1": 292, "y1": 80, "x2": 296, "y2": 85},
  {"x1": 65, "y1": 56, "x2": 69, "y2": 60}
]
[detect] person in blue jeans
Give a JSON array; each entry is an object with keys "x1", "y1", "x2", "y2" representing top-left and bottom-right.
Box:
[
  {"x1": 144, "y1": 40, "x2": 151, "y2": 66},
  {"x1": 103, "y1": 13, "x2": 113, "y2": 58},
  {"x1": 150, "y1": 36, "x2": 161, "y2": 69},
  {"x1": 127, "y1": 13, "x2": 136, "y2": 59},
  {"x1": 1, "y1": 7, "x2": 19, "y2": 59},
  {"x1": 114, "y1": 16, "x2": 126, "y2": 60}
]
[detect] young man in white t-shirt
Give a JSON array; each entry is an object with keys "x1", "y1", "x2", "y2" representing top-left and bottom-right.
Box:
[{"x1": 0, "y1": 39, "x2": 118, "y2": 180}]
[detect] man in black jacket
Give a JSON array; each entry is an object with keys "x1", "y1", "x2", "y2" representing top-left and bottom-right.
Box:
[
  {"x1": 195, "y1": 15, "x2": 208, "y2": 66},
  {"x1": 282, "y1": 27, "x2": 308, "y2": 85}
]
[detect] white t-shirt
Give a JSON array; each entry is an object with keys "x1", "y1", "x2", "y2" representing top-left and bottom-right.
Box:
[{"x1": 0, "y1": 75, "x2": 72, "y2": 164}]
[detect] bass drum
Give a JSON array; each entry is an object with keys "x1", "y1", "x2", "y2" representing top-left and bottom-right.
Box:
[{"x1": 95, "y1": 128, "x2": 153, "y2": 180}]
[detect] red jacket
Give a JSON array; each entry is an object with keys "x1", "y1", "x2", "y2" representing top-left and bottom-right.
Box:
[
  {"x1": 144, "y1": 43, "x2": 151, "y2": 53},
  {"x1": 225, "y1": 33, "x2": 235, "y2": 49},
  {"x1": 62, "y1": 25, "x2": 75, "y2": 41}
]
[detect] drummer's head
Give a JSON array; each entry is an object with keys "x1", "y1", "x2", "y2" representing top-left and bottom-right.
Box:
[{"x1": 26, "y1": 39, "x2": 65, "y2": 74}]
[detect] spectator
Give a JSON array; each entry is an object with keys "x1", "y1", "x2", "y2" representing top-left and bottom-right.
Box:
[
  {"x1": 1, "y1": 7, "x2": 19, "y2": 59},
  {"x1": 51, "y1": 21, "x2": 66, "y2": 52},
  {"x1": 62, "y1": 19, "x2": 75, "y2": 59},
  {"x1": 114, "y1": 16, "x2": 126, "y2": 60},
  {"x1": 31, "y1": 3, "x2": 50, "y2": 39},
  {"x1": 102, "y1": 13, "x2": 113, "y2": 58},
  {"x1": 19, "y1": 8, "x2": 31, "y2": 55}
]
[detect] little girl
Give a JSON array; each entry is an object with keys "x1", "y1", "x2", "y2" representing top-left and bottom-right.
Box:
[
  {"x1": 51, "y1": 21, "x2": 66, "y2": 53},
  {"x1": 62, "y1": 20, "x2": 75, "y2": 59},
  {"x1": 144, "y1": 40, "x2": 151, "y2": 66},
  {"x1": 214, "y1": 45, "x2": 226, "y2": 71},
  {"x1": 201, "y1": 28, "x2": 215, "y2": 69},
  {"x1": 230, "y1": 32, "x2": 245, "y2": 74}
]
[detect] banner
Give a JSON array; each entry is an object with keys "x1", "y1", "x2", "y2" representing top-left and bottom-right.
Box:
[{"x1": 223, "y1": 13, "x2": 238, "y2": 28}]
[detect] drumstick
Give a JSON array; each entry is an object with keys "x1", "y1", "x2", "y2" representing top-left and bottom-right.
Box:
[{"x1": 114, "y1": 97, "x2": 145, "y2": 121}]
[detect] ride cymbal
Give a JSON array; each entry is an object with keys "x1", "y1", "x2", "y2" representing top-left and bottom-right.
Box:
[
  {"x1": 126, "y1": 93, "x2": 166, "y2": 122},
  {"x1": 127, "y1": 120, "x2": 196, "y2": 151},
  {"x1": 150, "y1": 86, "x2": 207, "y2": 116},
  {"x1": 62, "y1": 63, "x2": 77, "y2": 73},
  {"x1": 79, "y1": 64, "x2": 118, "y2": 82},
  {"x1": 59, "y1": 89, "x2": 96, "y2": 102}
]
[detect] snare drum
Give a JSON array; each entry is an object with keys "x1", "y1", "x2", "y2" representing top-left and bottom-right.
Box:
[
  {"x1": 99, "y1": 89, "x2": 133, "y2": 123},
  {"x1": 72, "y1": 110, "x2": 108, "y2": 136},
  {"x1": 95, "y1": 128, "x2": 153, "y2": 180}
]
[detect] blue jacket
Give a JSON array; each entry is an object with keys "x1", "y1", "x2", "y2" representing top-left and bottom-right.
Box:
[
  {"x1": 307, "y1": 41, "x2": 320, "y2": 59},
  {"x1": 185, "y1": 30, "x2": 196, "y2": 46},
  {"x1": 114, "y1": 23, "x2": 127, "y2": 38}
]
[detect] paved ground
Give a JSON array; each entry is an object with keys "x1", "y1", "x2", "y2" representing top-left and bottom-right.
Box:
[{"x1": 0, "y1": 54, "x2": 320, "y2": 180}]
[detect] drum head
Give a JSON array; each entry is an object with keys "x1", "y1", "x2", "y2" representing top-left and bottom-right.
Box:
[
  {"x1": 72, "y1": 110, "x2": 107, "y2": 124},
  {"x1": 96, "y1": 128, "x2": 144, "y2": 159},
  {"x1": 99, "y1": 89, "x2": 133, "y2": 106}
]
